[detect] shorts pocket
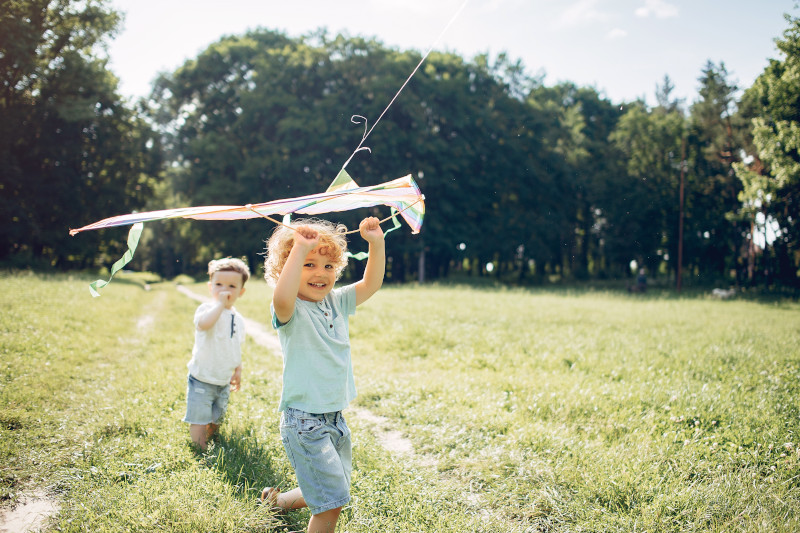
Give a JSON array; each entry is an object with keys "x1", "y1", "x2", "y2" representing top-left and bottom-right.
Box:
[
  {"x1": 336, "y1": 414, "x2": 350, "y2": 439},
  {"x1": 297, "y1": 415, "x2": 324, "y2": 436}
]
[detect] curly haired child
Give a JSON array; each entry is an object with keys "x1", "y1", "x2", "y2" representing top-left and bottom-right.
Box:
[{"x1": 260, "y1": 216, "x2": 384, "y2": 533}]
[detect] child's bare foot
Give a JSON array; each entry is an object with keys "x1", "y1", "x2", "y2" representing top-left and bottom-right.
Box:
[
  {"x1": 260, "y1": 486, "x2": 306, "y2": 513},
  {"x1": 260, "y1": 486, "x2": 278, "y2": 504},
  {"x1": 260, "y1": 487, "x2": 285, "y2": 513}
]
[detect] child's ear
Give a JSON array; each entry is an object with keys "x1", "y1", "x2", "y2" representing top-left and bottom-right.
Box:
[
  {"x1": 207, "y1": 281, "x2": 213, "y2": 293},
  {"x1": 239, "y1": 287, "x2": 246, "y2": 297}
]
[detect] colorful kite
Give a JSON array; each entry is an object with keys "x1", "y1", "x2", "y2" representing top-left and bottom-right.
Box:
[
  {"x1": 70, "y1": 170, "x2": 424, "y2": 236},
  {"x1": 70, "y1": 170, "x2": 425, "y2": 296},
  {"x1": 69, "y1": 0, "x2": 470, "y2": 295}
]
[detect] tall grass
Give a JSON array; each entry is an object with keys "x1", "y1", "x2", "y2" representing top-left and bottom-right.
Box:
[
  {"x1": 350, "y1": 285, "x2": 800, "y2": 531},
  {"x1": 1, "y1": 272, "x2": 798, "y2": 531}
]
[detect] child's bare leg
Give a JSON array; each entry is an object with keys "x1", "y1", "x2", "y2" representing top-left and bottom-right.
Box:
[
  {"x1": 189, "y1": 423, "x2": 208, "y2": 450},
  {"x1": 206, "y1": 423, "x2": 219, "y2": 440},
  {"x1": 307, "y1": 507, "x2": 342, "y2": 533},
  {"x1": 260, "y1": 487, "x2": 306, "y2": 511}
]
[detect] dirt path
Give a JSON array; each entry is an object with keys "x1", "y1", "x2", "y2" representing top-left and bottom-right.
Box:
[
  {"x1": 0, "y1": 285, "x2": 492, "y2": 531},
  {"x1": 0, "y1": 492, "x2": 59, "y2": 533},
  {"x1": 175, "y1": 285, "x2": 423, "y2": 459},
  {"x1": 178, "y1": 286, "x2": 514, "y2": 526},
  {"x1": 0, "y1": 285, "x2": 432, "y2": 533},
  {"x1": 0, "y1": 291, "x2": 172, "y2": 533}
]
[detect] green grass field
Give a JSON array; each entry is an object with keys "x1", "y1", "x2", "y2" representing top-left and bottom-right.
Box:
[{"x1": 1, "y1": 271, "x2": 799, "y2": 532}]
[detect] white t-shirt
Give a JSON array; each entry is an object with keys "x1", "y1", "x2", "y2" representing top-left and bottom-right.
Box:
[{"x1": 187, "y1": 303, "x2": 246, "y2": 386}]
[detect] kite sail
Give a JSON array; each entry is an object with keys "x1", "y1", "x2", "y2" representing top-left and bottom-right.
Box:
[
  {"x1": 70, "y1": 171, "x2": 424, "y2": 236},
  {"x1": 70, "y1": 170, "x2": 424, "y2": 296}
]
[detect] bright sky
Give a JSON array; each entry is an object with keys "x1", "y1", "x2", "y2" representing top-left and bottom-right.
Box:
[{"x1": 107, "y1": 0, "x2": 795, "y2": 106}]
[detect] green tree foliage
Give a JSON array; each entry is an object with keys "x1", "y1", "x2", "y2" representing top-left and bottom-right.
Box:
[
  {"x1": 684, "y1": 61, "x2": 747, "y2": 281},
  {"x1": 609, "y1": 101, "x2": 685, "y2": 276},
  {"x1": 0, "y1": 0, "x2": 160, "y2": 267},
  {"x1": 145, "y1": 30, "x2": 565, "y2": 281},
  {"x1": 144, "y1": 24, "x2": 800, "y2": 288},
  {"x1": 6, "y1": 6, "x2": 797, "y2": 289},
  {"x1": 737, "y1": 13, "x2": 800, "y2": 286},
  {"x1": 605, "y1": 61, "x2": 756, "y2": 287},
  {"x1": 527, "y1": 83, "x2": 623, "y2": 280}
]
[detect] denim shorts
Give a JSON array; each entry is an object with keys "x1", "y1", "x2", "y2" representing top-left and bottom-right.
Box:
[
  {"x1": 183, "y1": 374, "x2": 230, "y2": 425},
  {"x1": 280, "y1": 407, "x2": 352, "y2": 515}
]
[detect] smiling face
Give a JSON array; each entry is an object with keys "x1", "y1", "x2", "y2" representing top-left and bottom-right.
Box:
[
  {"x1": 297, "y1": 248, "x2": 337, "y2": 302},
  {"x1": 208, "y1": 270, "x2": 246, "y2": 309}
]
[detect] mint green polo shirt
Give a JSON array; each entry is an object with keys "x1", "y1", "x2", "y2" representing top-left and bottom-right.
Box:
[{"x1": 271, "y1": 284, "x2": 357, "y2": 413}]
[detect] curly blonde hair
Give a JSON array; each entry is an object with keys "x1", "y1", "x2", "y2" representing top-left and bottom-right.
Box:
[
  {"x1": 208, "y1": 257, "x2": 250, "y2": 285},
  {"x1": 263, "y1": 218, "x2": 349, "y2": 286}
]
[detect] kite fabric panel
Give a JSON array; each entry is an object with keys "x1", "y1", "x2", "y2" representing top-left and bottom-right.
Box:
[{"x1": 69, "y1": 172, "x2": 425, "y2": 236}]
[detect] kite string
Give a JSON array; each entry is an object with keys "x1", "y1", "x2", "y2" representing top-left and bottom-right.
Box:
[
  {"x1": 340, "y1": 0, "x2": 470, "y2": 170},
  {"x1": 246, "y1": 197, "x2": 423, "y2": 235},
  {"x1": 269, "y1": 2, "x2": 464, "y2": 234}
]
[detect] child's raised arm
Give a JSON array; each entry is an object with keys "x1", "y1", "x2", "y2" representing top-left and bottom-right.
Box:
[
  {"x1": 196, "y1": 295, "x2": 227, "y2": 330},
  {"x1": 272, "y1": 226, "x2": 319, "y2": 323},
  {"x1": 355, "y1": 216, "x2": 385, "y2": 306}
]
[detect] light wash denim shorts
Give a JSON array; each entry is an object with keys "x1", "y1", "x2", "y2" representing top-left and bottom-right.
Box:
[
  {"x1": 182, "y1": 374, "x2": 230, "y2": 425},
  {"x1": 280, "y1": 407, "x2": 352, "y2": 515}
]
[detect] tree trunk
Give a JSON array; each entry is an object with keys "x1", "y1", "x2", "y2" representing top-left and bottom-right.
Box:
[{"x1": 418, "y1": 248, "x2": 425, "y2": 283}]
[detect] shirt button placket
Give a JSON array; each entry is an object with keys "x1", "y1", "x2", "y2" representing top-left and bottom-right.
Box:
[{"x1": 319, "y1": 302, "x2": 334, "y2": 330}]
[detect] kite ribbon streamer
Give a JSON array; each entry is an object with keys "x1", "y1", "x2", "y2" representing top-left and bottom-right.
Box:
[{"x1": 88, "y1": 222, "x2": 143, "y2": 297}]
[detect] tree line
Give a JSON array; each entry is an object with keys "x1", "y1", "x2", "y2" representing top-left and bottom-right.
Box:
[{"x1": 2, "y1": 0, "x2": 799, "y2": 289}]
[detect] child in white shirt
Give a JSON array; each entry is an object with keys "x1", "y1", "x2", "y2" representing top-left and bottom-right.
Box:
[{"x1": 183, "y1": 257, "x2": 249, "y2": 450}]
